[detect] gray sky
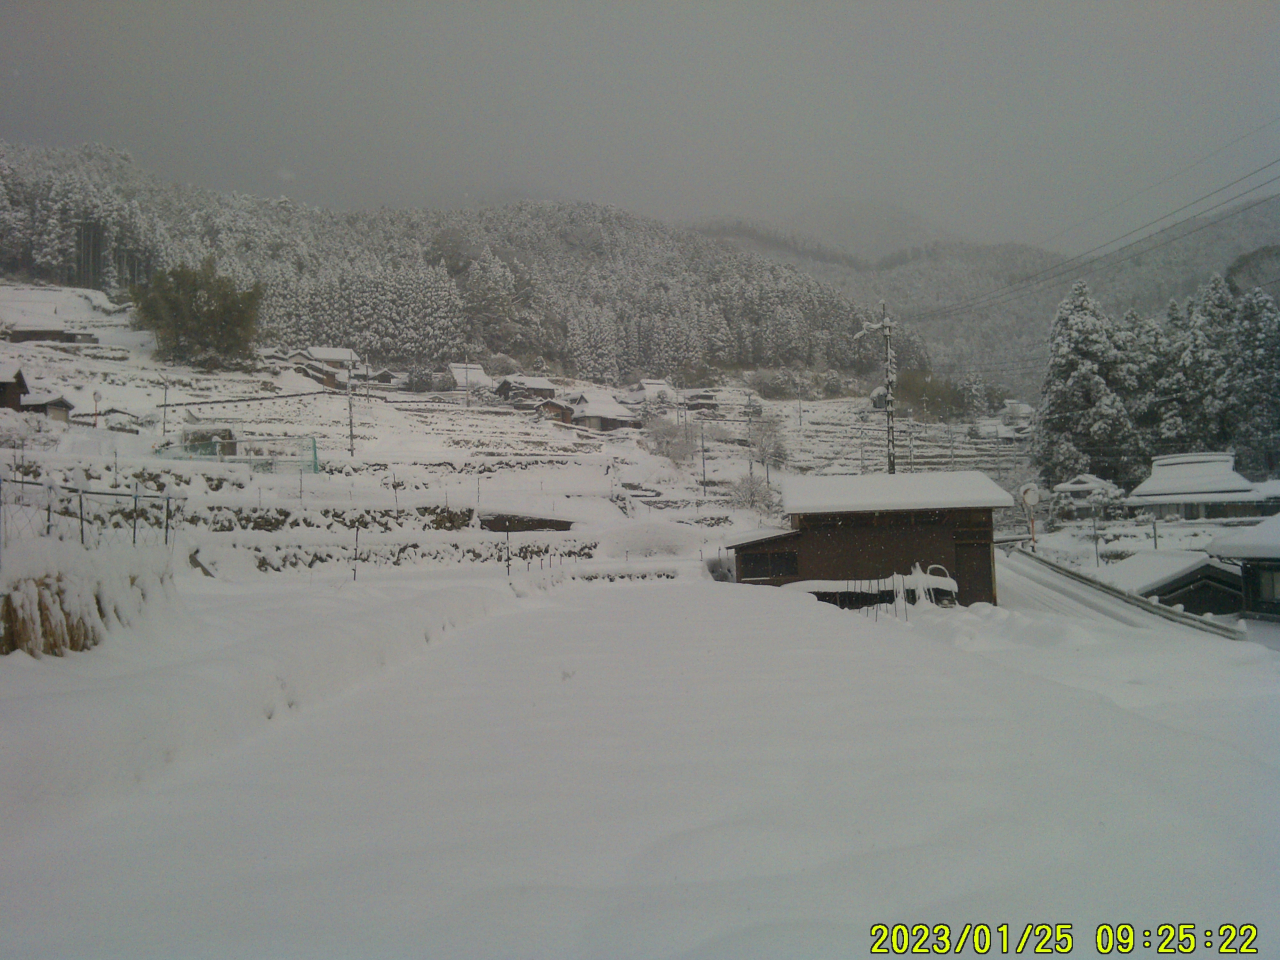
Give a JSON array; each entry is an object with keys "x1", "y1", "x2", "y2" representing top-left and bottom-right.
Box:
[{"x1": 3, "y1": 1, "x2": 1279, "y2": 253}]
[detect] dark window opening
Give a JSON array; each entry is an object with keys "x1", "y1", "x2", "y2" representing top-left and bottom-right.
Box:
[{"x1": 739, "y1": 550, "x2": 799, "y2": 579}]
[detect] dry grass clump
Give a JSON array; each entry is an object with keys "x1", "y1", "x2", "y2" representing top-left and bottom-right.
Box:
[{"x1": 0, "y1": 575, "x2": 104, "y2": 657}]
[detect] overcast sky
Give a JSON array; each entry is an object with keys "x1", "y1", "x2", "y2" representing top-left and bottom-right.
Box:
[{"x1": 3, "y1": 1, "x2": 1279, "y2": 253}]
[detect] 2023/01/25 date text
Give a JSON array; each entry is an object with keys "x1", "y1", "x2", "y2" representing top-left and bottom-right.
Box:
[{"x1": 869, "y1": 922, "x2": 1259, "y2": 954}]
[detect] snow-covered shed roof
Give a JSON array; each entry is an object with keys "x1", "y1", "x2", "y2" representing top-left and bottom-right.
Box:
[
  {"x1": 1128, "y1": 453, "x2": 1254, "y2": 500},
  {"x1": 448, "y1": 363, "x2": 494, "y2": 390},
  {"x1": 1093, "y1": 550, "x2": 1236, "y2": 595},
  {"x1": 501, "y1": 375, "x2": 556, "y2": 391},
  {"x1": 782, "y1": 471, "x2": 1014, "y2": 515},
  {"x1": 1208, "y1": 514, "x2": 1280, "y2": 561},
  {"x1": 0, "y1": 361, "x2": 22, "y2": 383},
  {"x1": 20, "y1": 392, "x2": 73, "y2": 409},
  {"x1": 306, "y1": 346, "x2": 361, "y2": 364},
  {"x1": 477, "y1": 495, "x2": 625, "y2": 526}
]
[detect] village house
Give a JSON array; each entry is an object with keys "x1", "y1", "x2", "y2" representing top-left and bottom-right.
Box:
[
  {"x1": 624, "y1": 379, "x2": 677, "y2": 405},
  {"x1": 682, "y1": 390, "x2": 719, "y2": 412},
  {"x1": 0, "y1": 362, "x2": 28, "y2": 411},
  {"x1": 303, "y1": 347, "x2": 361, "y2": 370},
  {"x1": 1125, "y1": 453, "x2": 1267, "y2": 520},
  {"x1": 566, "y1": 392, "x2": 643, "y2": 432},
  {"x1": 729, "y1": 471, "x2": 1014, "y2": 607},
  {"x1": 447, "y1": 363, "x2": 494, "y2": 391},
  {"x1": 496, "y1": 375, "x2": 556, "y2": 401},
  {"x1": 1209, "y1": 514, "x2": 1280, "y2": 621}
]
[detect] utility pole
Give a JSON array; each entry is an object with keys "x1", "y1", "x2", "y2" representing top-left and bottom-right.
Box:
[
  {"x1": 700, "y1": 420, "x2": 707, "y2": 489},
  {"x1": 161, "y1": 382, "x2": 167, "y2": 437},
  {"x1": 855, "y1": 301, "x2": 897, "y2": 473},
  {"x1": 347, "y1": 376, "x2": 355, "y2": 458}
]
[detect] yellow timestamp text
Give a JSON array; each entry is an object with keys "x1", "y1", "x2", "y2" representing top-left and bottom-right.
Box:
[{"x1": 869, "y1": 922, "x2": 1260, "y2": 954}]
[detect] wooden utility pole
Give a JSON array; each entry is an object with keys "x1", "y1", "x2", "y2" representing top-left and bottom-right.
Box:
[
  {"x1": 855, "y1": 301, "x2": 897, "y2": 473},
  {"x1": 347, "y1": 377, "x2": 355, "y2": 457}
]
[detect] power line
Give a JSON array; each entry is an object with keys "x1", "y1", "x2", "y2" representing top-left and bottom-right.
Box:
[
  {"x1": 906, "y1": 160, "x2": 1280, "y2": 325},
  {"x1": 1035, "y1": 113, "x2": 1280, "y2": 249},
  {"x1": 922, "y1": 185, "x2": 1280, "y2": 325}
]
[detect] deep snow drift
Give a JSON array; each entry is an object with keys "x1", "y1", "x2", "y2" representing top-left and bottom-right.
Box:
[{"x1": 0, "y1": 571, "x2": 1277, "y2": 959}]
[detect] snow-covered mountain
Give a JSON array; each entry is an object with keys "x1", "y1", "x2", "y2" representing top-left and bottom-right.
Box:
[{"x1": 0, "y1": 142, "x2": 928, "y2": 382}]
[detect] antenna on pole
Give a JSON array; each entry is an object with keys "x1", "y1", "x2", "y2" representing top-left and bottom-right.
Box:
[{"x1": 854, "y1": 300, "x2": 897, "y2": 473}]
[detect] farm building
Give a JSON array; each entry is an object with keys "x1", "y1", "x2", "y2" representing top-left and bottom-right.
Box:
[
  {"x1": 729, "y1": 471, "x2": 1014, "y2": 607},
  {"x1": 0, "y1": 362, "x2": 28, "y2": 410},
  {"x1": 19, "y1": 392, "x2": 74, "y2": 422},
  {"x1": 1209, "y1": 515, "x2": 1280, "y2": 621},
  {"x1": 496, "y1": 375, "x2": 556, "y2": 400},
  {"x1": 448, "y1": 363, "x2": 494, "y2": 391},
  {"x1": 1125, "y1": 453, "x2": 1267, "y2": 519}
]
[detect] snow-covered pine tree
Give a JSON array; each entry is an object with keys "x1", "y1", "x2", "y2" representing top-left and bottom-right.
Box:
[
  {"x1": 1225, "y1": 287, "x2": 1280, "y2": 477},
  {"x1": 1032, "y1": 281, "x2": 1146, "y2": 486},
  {"x1": 1155, "y1": 276, "x2": 1234, "y2": 455}
]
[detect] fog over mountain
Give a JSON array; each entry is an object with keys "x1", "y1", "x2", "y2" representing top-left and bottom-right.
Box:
[{"x1": 3, "y1": 2, "x2": 1278, "y2": 252}]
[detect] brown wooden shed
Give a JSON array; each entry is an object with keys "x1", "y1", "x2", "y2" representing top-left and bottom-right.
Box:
[
  {"x1": 0, "y1": 362, "x2": 28, "y2": 411},
  {"x1": 730, "y1": 471, "x2": 1014, "y2": 607}
]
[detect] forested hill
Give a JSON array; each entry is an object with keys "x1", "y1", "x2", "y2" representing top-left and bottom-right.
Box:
[
  {"x1": 0, "y1": 141, "x2": 927, "y2": 382},
  {"x1": 701, "y1": 197, "x2": 1280, "y2": 395}
]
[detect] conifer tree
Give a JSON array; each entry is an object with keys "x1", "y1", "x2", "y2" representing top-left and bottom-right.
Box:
[{"x1": 1032, "y1": 281, "x2": 1145, "y2": 486}]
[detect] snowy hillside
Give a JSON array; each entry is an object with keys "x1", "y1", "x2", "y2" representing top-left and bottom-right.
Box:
[{"x1": 0, "y1": 142, "x2": 929, "y2": 381}]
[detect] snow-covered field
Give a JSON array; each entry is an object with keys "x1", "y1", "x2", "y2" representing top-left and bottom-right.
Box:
[
  {"x1": 1, "y1": 568, "x2": 1278, "y2": 958},
  {"x1": 2, "y1": 283, "x2": 1279, "y2": 957}
]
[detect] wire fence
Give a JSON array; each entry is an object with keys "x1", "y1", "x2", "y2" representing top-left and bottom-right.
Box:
[{"x1": 0, "y1": 475, "x2": 186, "y2": 566}]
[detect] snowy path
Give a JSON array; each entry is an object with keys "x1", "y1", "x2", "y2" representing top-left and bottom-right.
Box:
[
  {"x1": 997, "y1": 549, "x2": 1193, "y2": 631},
  {"x1": 2, "y1": 578, "x2": 1278, "y2": 958}
]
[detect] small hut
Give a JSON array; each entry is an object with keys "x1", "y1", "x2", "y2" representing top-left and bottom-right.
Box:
[{"x1": 729, "y1": 471, "x2": 1013, "y2": 607}]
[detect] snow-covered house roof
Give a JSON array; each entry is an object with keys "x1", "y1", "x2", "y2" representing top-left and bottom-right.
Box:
[
  {"x1": 626, "y1": 379, "x2": 677, "y2": 403},
  {"x1": 567, "y1": 391, "x2": 642, "y2": 424},
  {"x1": 305, "y1": 347, "x2": 361, "y2": 366},
  {"x1": 1053, "y1": 473, "x2": 1122, "y2": 498},
  {"x1": 1126, "y1": 453, "x2": 1258, "y2": 504},
  {"x1": 448, "y1": 363, "x2": 494, "y2": 390},
  {"x1": 0, "y1": 361, "x2": 23, "y2": 383},
  {"x1": 782, "y1": 471, "x2": 1014, "y2": 515},
  {"x1": 1254, "y1": 479, "x2": 1280, "y2": 501},
  {"x1": 1208, "y1": 514, "x2": 1280, "y2": 561}
]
